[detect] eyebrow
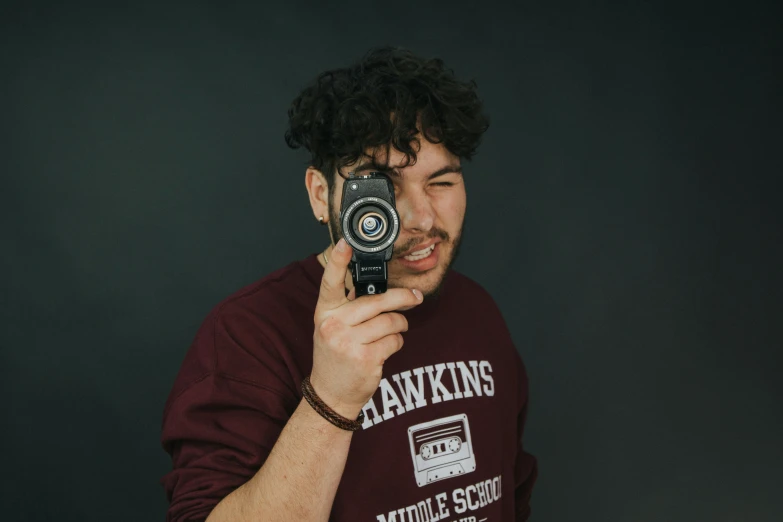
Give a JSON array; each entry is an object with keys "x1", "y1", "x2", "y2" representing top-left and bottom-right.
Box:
[{"x1": 351, "y1": 162, "x2": 463, "y2": 181}]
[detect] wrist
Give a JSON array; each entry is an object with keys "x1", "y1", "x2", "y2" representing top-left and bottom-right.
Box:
[{"x1": 305, "y1": 376, "x2": 365, "y2": 427}]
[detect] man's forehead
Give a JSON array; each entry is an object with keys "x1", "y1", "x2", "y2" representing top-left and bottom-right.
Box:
[
  {"x1": 350, "y1": 148, "x2": 409, "y2": 171},
  {"x1": 342, "y1": 145, "x2": 459, "y2": 179}
]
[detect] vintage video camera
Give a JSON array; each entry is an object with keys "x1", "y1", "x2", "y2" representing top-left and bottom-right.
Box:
[{"x1": 339, "y1": 171, "x2": 400, "y2": 297}]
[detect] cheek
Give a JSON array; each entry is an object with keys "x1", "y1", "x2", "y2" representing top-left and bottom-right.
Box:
[{"x1": 437, "y1": 190, "x2": 466, "y2": 225}]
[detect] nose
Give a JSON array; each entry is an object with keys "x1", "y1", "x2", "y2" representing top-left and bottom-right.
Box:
[{"x1": 396, "y1": 189, "x2": 435, "y2": 233}]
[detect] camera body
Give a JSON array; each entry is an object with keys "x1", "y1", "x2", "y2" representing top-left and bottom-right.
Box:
[{"x1": 339, "y1": 172, "x2": 400, "y2": 297}]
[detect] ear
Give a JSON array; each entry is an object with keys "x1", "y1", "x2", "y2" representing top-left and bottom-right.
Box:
[{"x1": 305, "y1": 167, "x2": 329, "y2": 222}]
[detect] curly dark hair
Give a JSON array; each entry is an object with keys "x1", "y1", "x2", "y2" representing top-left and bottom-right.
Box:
[{"x1": 284, "y1": 46, "x2": 490, "y2": 192}]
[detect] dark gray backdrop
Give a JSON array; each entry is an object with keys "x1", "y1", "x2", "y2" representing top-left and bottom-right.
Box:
[{"x1": 2, "y1": 1, "x2": 781, "y2": 521}]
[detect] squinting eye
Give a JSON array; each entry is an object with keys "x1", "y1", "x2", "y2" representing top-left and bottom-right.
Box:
[{"x1": 432, "y1": 182, "x2": 454, "y2": 187}]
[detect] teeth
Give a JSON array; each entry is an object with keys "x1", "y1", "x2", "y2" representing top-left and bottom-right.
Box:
[{"x1": 404, "y1": 244, "x2": 435, "y2": 260}]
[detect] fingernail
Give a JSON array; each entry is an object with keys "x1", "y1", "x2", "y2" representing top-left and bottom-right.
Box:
[
  {"x1": 412, "y1": 289, "x2": 423, "y2": 300},
  {"x1": 336, "y1": 238, "x2": 346, "y2": 252}
]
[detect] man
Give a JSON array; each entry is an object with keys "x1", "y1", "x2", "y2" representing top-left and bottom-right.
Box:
[{"x1": 161, "y1": 46, "x2": 538, "y2": 521}]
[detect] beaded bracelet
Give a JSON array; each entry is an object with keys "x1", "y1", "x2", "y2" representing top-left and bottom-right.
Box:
[{"x1": 301, "y1": 376, "x2": 365, "y2": 431}]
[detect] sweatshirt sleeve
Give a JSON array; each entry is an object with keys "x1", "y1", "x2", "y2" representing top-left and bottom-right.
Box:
[
  {"x1": 514, "y1": 354, "x2": 539, "y2": 521},
  {"x1": 160, "y1": 304, "x2": 300, "y2": 522}
]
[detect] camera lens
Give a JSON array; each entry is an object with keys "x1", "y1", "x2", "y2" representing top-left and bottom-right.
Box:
[
  {"x1": 342, "y1": 195, "x2": 399, "y2": 254},
  {"x1": 354, "y1": 209, "x2": 388, "y2": 243},
  {"x1": 360, "y1": 214, "x2": 384, "y2": 237}
]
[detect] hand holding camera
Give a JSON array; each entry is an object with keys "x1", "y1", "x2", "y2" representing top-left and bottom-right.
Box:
[{"x1": 310, "y1": 237, "x2": 424, "y2": 421}]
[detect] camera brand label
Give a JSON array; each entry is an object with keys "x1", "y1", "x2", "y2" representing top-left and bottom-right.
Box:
[{"x1": 361, "y1": 266, "x2": 382, "y2": 272}]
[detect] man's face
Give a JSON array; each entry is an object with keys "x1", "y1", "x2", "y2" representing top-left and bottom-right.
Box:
[{"x1": 327, "y1": 138, "x2": 466, "y2": 300}]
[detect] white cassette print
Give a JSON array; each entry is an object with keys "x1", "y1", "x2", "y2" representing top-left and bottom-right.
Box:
[{"x1": 407, "y1": 413, "x2": 476, "y2": 487}]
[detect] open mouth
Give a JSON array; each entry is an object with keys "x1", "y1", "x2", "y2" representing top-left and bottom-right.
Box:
[
  {"x1": 403, "y1": 244, "x2": 435, "y2": 261},
  {"x1": 398, "y1": 242, "x2": 439, "y2": 271}
]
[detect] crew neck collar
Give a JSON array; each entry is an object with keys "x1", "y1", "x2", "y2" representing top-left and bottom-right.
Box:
[{"x1": 300, "y1": 252, "x2": 445, "y2": 328}]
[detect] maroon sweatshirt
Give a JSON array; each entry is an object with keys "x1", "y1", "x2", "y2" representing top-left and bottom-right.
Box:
[{"x1": 160, "y1": 252, "x2": 538, "y2": 521}]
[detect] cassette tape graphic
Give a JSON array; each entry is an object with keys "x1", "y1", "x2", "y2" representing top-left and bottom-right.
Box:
[{"x1": 407, "y1": 413, "x2": 476, "y2": 487}]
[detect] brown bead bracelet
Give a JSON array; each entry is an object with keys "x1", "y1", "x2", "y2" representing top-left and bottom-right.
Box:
[{"x1": 301, "y1": 376, "x2": 365, "y2": 431}]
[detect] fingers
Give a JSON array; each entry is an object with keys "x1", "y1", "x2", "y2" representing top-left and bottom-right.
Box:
[
  {"x1": 351, "y1": 311, "x2": 409, "y2": 345},
  {"x1": 367, "y1": 332, "x2": 405, "y2": 362},
  {"x1": 317, "y1": 238, "x2": 352, "y2": 312},
  {"x1": 342, "y1": 287, "x2": 423, "y2": 326}
]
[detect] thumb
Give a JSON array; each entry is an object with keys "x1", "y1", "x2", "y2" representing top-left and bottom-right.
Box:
[{"x1": 317, "y1": 238, "x2": 353, "y2": 311}]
